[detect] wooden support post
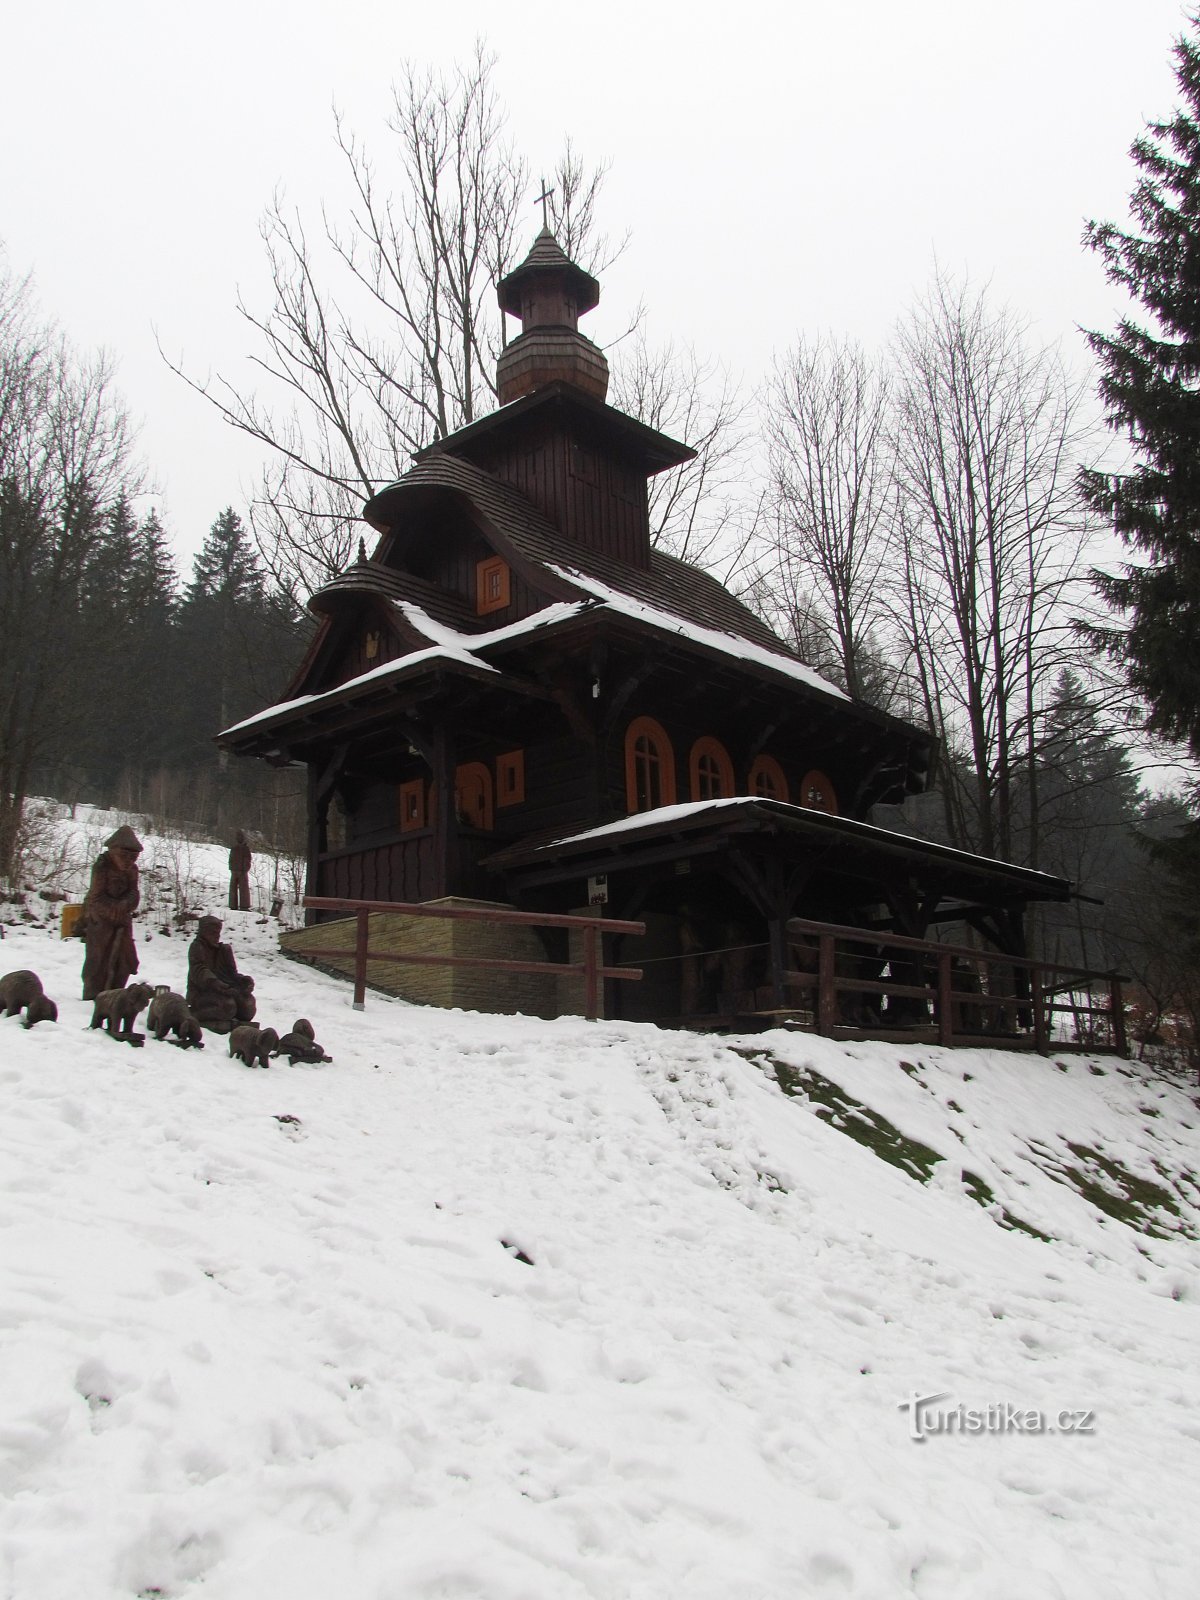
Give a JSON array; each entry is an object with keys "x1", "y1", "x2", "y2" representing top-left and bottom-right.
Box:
[
  {"x1": 1109, "y1": 975, "x2": 1128, "y2": 1058},
  {"x1": 431, "y1": 722, "x2": 456, "y2": 897},
  {"x1": 817, "y1": 934, "x2": 836, "y2": 1034},
  {"x1": 353, "y1": 909, "x2": 369, "y2": 1011},
  {"x1": 1030, "y1": 965, "x2": 1048, "y2": 1055},
  {"x1": 937, "y1": 951, "x2": 954, "y2": 1047},
  {"x1": 304, "y1": 763, "x2": 322, "y2": 923},
  {"x1": 583, "y1": 923, "x2": 600, "y2": 1021},
  {"x1": 768, "y1": 917, "x2": 789, "y2": 1009}
]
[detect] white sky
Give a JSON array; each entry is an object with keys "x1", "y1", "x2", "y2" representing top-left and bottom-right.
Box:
[{"x1": 2, "y1": 0, "x2": 1189, "y2": 568}]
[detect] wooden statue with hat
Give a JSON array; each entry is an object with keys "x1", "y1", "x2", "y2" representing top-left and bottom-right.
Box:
[{"x1": 80, "y1": 825, "x2": 143, "y2": 1001}]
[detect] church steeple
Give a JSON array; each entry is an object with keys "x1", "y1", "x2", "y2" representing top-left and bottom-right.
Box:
[{"x1": 496, "y1": 228, "x2": 610, "y2": 405}]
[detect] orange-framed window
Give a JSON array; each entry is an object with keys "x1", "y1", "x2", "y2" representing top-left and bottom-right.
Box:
[
  {"x1": 454, "y1": 761, "x2": 494, "y2": 830},
  {"x1": 748, "y1": 754, "x2": 790, "y2": 802},
  {"x1": 496, "y1": 749, "x2": 525, "y2": 807},
  {"x1": 625, "y1": 716, "x2": 677, "y2": 813},
  {"x1": 399, "y1": 778, "x2": 427, "y2": 832},
  {"x1": 689, "y1": 736, "x2": 735, "y2": 802},
  {"x1": 799, "y1": 769, "x2": 838, "y2": 814},
  {"x1": 476, "y1": 556, "x2": 511, "y2": 615}
]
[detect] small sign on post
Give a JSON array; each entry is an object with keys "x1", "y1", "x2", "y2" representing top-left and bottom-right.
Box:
[{"x1": 587, "y1": 874, "x2": 608, "y2": 906}]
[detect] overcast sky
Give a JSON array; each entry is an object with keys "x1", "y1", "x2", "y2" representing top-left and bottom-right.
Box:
[{"x1": 2, "y1": 0, "x2": 1190, "y2": 567}]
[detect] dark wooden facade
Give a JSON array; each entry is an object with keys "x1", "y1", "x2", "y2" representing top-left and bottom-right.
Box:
[{"x1": 222, "y1": 228, "x2": 1071, "y2": 1022}]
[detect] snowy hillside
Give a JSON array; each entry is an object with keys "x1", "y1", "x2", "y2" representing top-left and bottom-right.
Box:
[{"x1": 1, "y1": 810, "x2": 1198, "y2": 1599}]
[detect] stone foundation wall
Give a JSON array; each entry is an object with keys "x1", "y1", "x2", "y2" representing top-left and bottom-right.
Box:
[{"x1": 279, "y1": 898, "x2": 565, "y2": 1018}]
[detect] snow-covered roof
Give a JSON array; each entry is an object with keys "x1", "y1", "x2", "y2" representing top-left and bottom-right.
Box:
[
  {"x1": 220, "y1": 604, "x2": 586, "y2": 739},
  {"x1": 547, "y1": 564, "x2": 849, "y2": 702},
  {"x1": 500, "y1": 796, "x2": 1070, "y2": 894},
  {"x1": 363, "y1": 452, "x2": 850, "y2": 702}
]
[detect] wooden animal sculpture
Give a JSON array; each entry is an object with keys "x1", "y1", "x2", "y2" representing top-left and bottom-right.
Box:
[
  {"x1": 0, "y1": 970, "x2": 59, "y2": 1028},
  {"x1": 229, "y1": 1024, "x2": 279, "y2": 1069},
  {"x1": 90, "y1": 982, "x2": 155, "y2": 1044},
  {"x1": 147, "y1": 988, "x2": 204, "y2": 1048},
  {"x1": 277, "y1": 1017, "x2": 333, "y2": 1065},
  {"x1": 24, "y1": 993, "x2": 59, "y2": 1029}
]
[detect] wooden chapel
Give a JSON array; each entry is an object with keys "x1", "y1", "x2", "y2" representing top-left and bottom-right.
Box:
[{"x1": 221, "y1": 227, "x2": 1071, "y2": 1023}]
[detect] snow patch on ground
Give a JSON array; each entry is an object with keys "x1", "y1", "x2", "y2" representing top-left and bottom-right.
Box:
[{"x1": 0, "y1": 810, "x2": 1198, "y2": 1597}]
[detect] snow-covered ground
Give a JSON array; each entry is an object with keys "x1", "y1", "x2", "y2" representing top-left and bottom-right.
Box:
[{"x1": 1, "y1": 809, "x2": 1198, "y2": 1598}]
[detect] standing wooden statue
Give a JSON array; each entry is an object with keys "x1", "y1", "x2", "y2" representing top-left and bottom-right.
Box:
[
  {"x1": 228, "y1": 829, "x2": 252, "y2": 911},
  {"x1": 81, "y1": 825, "x2": 143, "y2": 1000}
]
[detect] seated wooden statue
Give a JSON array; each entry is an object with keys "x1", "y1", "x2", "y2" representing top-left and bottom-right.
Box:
[{"x1": 186, "y1": 915, "x2": 257, "y2": 1035}]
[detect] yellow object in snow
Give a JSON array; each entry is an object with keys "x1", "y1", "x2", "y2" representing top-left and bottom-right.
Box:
[{"x1": 61, "y1": 903, "x2": 85, "y2": 939}]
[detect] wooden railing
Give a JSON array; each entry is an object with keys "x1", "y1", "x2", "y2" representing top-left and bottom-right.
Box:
[
  {"x1": 301, "y1": 896, "x2": 645, "y2": 1020},
  {"x1": 784, "y1": 917, "x2": 1128, "y2": 1055}
]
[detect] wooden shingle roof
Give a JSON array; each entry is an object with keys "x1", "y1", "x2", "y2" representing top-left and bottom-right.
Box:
[
  {"x1": 371, "y1": 453, "x2": 798, "y2": 664},
  {"x1": 310, "y1": 560, "x2": 481, "y2": 634}
]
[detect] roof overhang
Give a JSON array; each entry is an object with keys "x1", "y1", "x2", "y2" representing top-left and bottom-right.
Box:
[
  {"x1": 217, "y1": 653, "x2": 541, "y2": 760},
  {"x1": 482, "y1": 798, "x2": 1072, "y2": 908},
  {"x1": 410, "y1": 382, "x2": 696, "y2": 478}
]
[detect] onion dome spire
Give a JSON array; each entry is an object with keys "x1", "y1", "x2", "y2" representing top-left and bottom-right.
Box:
[{"x1": 495, "y1": 227, "x2": 609, "y2": 404}]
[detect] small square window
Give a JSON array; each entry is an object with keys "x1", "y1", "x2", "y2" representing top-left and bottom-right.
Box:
[
  {"x1": 399, "y1": 779, "x2": 426, "y2": 832},
  {"x1": 476, "y1": 556, "x2": 511, "y2": 615},
  {"x1": 497, "y1": 749, "x2": 525, "y2": 806}
]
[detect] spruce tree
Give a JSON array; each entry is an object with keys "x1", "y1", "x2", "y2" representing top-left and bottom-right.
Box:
[
  {"x1": 131, "y1": 509, "x2": 178, "y2": 617},
  {"x1": 174, "y1": 508, "x2": 310, "y2": 827},
  {"x1": 1082, "y1": 15, "x2": 1200, "y2": 759}
]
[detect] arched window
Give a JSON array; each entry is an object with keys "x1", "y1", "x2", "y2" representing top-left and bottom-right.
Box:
[
  {"x1": 689, "y1": 736, "x2": 735, "y2": 802},
  {"x1": 799, "y1": 769, "x2": 838, "y2": 815},
  {"x1": 625, "y1": 717, "x2": 677, "y2": 813},
  {"x1": 454, "y1": 762, "x2": 494, "y2": 830},
  {"x1": 748, "y1": 754, "x2": 790, "y2": 803}
]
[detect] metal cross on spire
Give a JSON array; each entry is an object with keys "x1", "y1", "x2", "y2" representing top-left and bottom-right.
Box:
[{"x1": 535, "y1": 178, "x2": 554, "y2": 231}]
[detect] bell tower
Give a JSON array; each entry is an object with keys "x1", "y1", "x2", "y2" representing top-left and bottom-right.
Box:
[
  {"x1": 495, "y1": 228, "x2": 610, "y2": 404},
  {"x1": 413, "y1": 220, "x2": 693, "y2": 571}
]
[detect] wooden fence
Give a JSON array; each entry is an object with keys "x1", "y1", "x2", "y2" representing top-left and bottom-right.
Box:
[
  {"x1": 782, "y1": 916, "x2": 1128, "y2": 1055},
  {"x1": 300, "y1": 896, "x2": 645, "y2": 1020}
]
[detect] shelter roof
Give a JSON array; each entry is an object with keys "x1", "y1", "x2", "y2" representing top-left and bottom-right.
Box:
[{"x1": 482, "y1": 797, "x2": 1072, "y2": 906}]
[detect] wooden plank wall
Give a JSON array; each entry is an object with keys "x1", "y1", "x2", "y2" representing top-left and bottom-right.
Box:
[
  {"x1": 423, "y1": 530, "x2": 543, "y2": 628},
  {"x1": 317, "y1": 838, "x2": 438, "y2": 906},
  {"x1": 483, "y1": 430, "x2": 651, "y2": 569}
]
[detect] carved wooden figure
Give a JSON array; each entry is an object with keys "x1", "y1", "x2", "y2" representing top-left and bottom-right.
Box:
[
  {"x1": 228, "y1": 830, "x2": 252, "y2": 911},
  {"x1": 187, "y1": 916, "x2": 257, "y2": 1034},
  {"x1": 277, "y1": 1017, "x2": 332, "y2": 1064},
  {"x1": 147, "y1": 988, "x2": 204, "y2": 1048},
  {"x1": 229, "y1": 1024, "x2": 279, "y2": 1068},
  {"x1": 81, "y1": 826, "x2": 143, "y2": 1000},
  {"x1": 90, "y1": 982, "x2": 155, "y2": 1043},
  {"x1": 0, "y1": 970, "x2": 59, "y2": 1028}
]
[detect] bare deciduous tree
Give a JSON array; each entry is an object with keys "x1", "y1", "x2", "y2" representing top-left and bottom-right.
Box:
[
  {"x1": 0, "y1": 257, "x2": 140, "y2": 878},
  {"x1": 761, "y1": 336, "x2": 894, "y2": 702},
  {"x1": 542, "y1": 138, "x2": 628, "y2": 277},
  {"x1": 889, "y1": 272, "x2": 1096, "y2": 864},
  {"x1": 609, "y1": 330, "x2": 759, "y2": 583},
  {"x1": 165, "y1": 47, "x2": 627, "y2": 607}
]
